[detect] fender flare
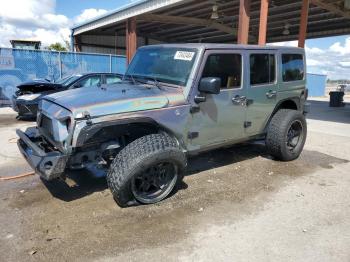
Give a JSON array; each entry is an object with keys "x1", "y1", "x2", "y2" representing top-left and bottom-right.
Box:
[
  {"x1": 263, "y1": 97, "x2": 301, "y2": 132},
  {"x1": 74, "y1": 117, "x2": 185, "y2": 150}
]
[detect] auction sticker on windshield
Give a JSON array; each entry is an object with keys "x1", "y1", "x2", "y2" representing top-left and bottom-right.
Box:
[{"x1": 174, "y1": 51, "x2": 195, "y2": 61}]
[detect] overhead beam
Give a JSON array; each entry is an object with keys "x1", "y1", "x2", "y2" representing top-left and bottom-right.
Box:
[
  {"x1": 311, "y1": 0, "x2": 350, "y2": 19},
  {"x1": 237, "y1": 0, "x2": 251, "y2": 44},
  {"x1": 298, "y1": 0, "x2": 310, "y2": 48},
  {"x1": 270, "y1": 26, "x2": 350, "y2": 42},
  {"x1": 79, "y1": 42, "x2": 126, "y2": 50},
  {"x1": 138, "y1": 14, "x2": 235, "y2": 35},
  {"x1": 258, "y1": 0, "x2": 269, "y2": 45}
]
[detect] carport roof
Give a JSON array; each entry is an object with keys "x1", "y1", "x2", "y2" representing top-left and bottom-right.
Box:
[{"x1": 72, "y1": 0, "x2": 350, "y2": 43}]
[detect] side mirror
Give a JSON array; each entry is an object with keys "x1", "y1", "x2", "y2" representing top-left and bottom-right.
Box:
[{"x1": 199, "y1": 77, "x2": 221, "y2": 94}]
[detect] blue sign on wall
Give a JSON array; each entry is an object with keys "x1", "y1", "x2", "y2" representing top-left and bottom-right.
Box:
[{"x1": 307, "y1": 73, "x2": 327, "y2": 97}]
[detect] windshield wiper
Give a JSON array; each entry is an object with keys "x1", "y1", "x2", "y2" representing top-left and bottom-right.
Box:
[
  {"x1": 141, "y1": 75, "x2": 180, "y2": 89},
  {"x1": 133, "y1": 75, "x2": 163, "y2": 90},
  {"x1": 124, "y1": 73, "x2": 137, "y2": 85}
]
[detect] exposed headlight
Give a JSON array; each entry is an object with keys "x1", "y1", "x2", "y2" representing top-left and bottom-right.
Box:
[{"x1": 18, "y1": 93, "x2": 41, "y2": 101}]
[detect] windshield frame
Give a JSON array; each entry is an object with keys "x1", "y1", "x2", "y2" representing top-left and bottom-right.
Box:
[{"x1": 125, "y1": 47, "x2": 199, "y2": 88}]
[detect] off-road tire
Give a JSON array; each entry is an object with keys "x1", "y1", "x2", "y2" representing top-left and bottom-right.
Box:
[
  {"x1": 106, "y1": 133, "x2": 186, "y2": 207},
  {"x1": 266, "y1": 109, "x2": 307, "y2": 161}
]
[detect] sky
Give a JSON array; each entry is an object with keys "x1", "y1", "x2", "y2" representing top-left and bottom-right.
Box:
[{"x1": 0, "y1": 0, "x2": 349, "y2": 79}]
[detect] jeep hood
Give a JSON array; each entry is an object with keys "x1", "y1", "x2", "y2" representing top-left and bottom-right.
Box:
[{"x1": 43, "y1": 83, "x2": 185, "y2": 118}]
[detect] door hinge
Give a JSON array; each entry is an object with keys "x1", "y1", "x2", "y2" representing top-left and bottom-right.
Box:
[
  {"x1": 246, "y1": 99, "x2": 254, "y2": 107},
  {"x1": 244, "y1": 121, "x2": 252, "y2": 128},
  {"x1": 188, "y1": 131, "x2": 199, "y2": 139}
]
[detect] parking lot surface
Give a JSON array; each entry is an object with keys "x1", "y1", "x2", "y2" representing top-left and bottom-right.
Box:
[{"x1": 1, "y1": 99, "x2": 350, "y2": 262}]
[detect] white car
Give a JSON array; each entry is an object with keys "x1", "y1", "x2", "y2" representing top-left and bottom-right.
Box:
[{"x1": 338, "y1": 84, "x2": 350, "y2": 92}]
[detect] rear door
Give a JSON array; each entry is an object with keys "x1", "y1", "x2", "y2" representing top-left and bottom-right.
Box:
[{"x1": 245, "y1": 50, "x2": 278, "y2": 135}]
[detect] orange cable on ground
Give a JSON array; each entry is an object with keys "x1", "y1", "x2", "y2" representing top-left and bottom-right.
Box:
[
  {"x1": 8, "y1": 138, "x2": 17, "y2": 143},
  {"x1": 0, "y1": 172, "x2": 35, "y2": 181}
]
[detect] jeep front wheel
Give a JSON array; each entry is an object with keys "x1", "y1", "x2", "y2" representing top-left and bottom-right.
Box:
[
  {"x1": 106, "y1": 133, "x2": 186, "y2": 207},
  {"x1": 266, "y1": 109, "x2": 307, "y2": 161}
]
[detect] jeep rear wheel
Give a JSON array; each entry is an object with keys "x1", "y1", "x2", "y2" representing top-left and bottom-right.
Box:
[
  {"x1": 266, "y1": 109, "x2": 307, "y2": 161},
  {"x1": 106, "y1": 133, "x2": 186, "y2": 207}
]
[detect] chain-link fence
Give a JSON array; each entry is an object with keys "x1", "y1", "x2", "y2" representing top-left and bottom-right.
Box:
[{"x1": 0, "y1": 48, "x2": 127, "y2": 107}]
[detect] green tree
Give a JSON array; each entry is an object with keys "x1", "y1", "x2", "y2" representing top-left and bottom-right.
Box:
[{"x1": 46, "y1": 42, "x2": 68, "y2": 52}]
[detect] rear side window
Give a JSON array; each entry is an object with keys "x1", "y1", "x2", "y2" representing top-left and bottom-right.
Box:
[
  {"x1": 250, "y1": 54, "x2": 275, "y2": 85},
  {"x1": 202, "y1": 54, "x2": 242, "y2": 89},
  {"x1": 79, "y1": 76, "x2": 101, "y2": 88},
  {"x1": 282, "y1": 54, "x2": 304, "y2": 82}
]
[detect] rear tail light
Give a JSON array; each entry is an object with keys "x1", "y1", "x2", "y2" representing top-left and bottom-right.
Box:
[
  {"x1": 301, "y1": 89, "x2": 308, "y2": 101},
  {"x1": 305, "y1": 88, "x2": 309, "y2": 100}
]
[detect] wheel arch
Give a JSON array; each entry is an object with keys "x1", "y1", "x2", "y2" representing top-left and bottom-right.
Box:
[
  {"x1": 75, "y1": 117, "x2": 185, "y2": 150},
  {"x1": 263, "y1": 97, "x2": 300, "y2": 133}
]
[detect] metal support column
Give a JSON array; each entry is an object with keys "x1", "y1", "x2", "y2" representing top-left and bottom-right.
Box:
[
  {"x1": 126, "y1": 17, "x2": 137, "y2": 64},
  {"x1": 58, "y1": 52, "x2": 62, "y2": 79},
  {"x1": 237, "y1": 0, "x2": 251, "y2": 44},
  {"x1": 258, "y1": 0, "x2": 269, "y2": 45},
  {"x1": 109, "y1": 54, "x2": 112, "y2": 73},
  {"x1": 298, "y1": 0, "x2": 310, "y2": 48}
]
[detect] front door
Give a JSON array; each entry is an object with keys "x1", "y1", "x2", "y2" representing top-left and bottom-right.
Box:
[
  {"x1": 245, "y1": 51, "x2": 278, "y2": 135},
  {"x1": 188, "y1": 51, "x2": 247, "y2": 151}
]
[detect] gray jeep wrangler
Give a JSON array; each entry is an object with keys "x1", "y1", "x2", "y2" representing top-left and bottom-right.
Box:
[{"x1": 17, "y1": 44, "x2": 309, "y2": 207}]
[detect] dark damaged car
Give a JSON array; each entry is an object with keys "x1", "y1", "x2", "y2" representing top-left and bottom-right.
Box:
[{"x1": 12, "y1": 73, "x2": 123, "y2": 119}]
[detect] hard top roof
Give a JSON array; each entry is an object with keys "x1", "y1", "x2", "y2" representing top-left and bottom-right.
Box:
[{"x1": 139, "y1": 43, "x2": 304, "y2": 51}]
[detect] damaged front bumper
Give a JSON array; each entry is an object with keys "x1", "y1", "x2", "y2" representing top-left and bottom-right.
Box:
[{"x1": 16, "y1": 127, "x2": 68, "y2": 181}]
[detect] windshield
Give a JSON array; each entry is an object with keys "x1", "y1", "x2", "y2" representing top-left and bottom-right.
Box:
[
  {"x1": 55, "y1": 75, "x2": 80, "y2": 86},
  {"x1": 126, "y1": 47, "x2": 198, "y2": 87}
]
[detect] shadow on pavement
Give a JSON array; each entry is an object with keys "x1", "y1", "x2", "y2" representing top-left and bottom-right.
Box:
[
  {"x1": 41, "y1": 169, "x2": 108, "y2": 202},
  {"x1": 187, "y1": 142, "x2": 268, "y2": 175},
  {"x1": 42, "y1": 142, "x2": 268, "y2": 202}
]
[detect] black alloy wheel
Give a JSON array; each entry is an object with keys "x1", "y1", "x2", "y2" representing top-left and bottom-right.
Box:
[{"x1": 131, "y1": 162, "x2": 178, "y2": 204}]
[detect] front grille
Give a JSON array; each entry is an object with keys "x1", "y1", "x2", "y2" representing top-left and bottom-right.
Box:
[
  {"x1": 18, "y1": 104, "x2": 30, "y2": 115},
  {"x1": 18, "y1": 104, "x2": 37, "y2": 116},
  {"x1": 40, "y1": 114, "x2": 54, "y2": 139}
]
